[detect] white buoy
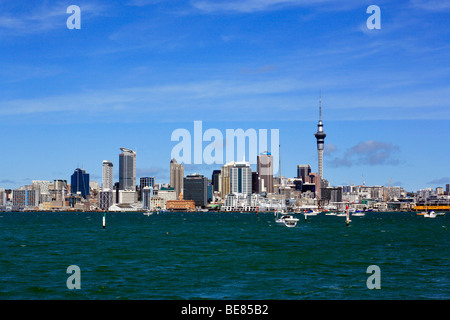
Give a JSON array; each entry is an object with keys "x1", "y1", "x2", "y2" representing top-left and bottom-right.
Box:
[{"x1": 103, "y1": 214, "x2": 106, "y2": 229}]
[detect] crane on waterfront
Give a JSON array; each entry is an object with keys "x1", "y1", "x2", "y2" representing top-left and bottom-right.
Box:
[{"x1": 383, "y1": 178, "x2": 393, "y2": 202}]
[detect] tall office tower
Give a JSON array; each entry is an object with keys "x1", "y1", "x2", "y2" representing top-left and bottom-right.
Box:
[
  {"x1": 140, "y1": 177, "x2": 155, "y2": 190},
  {"x1": 183, "y1": 173, "x2": 208, "y2": 207},
  {"x1": 170, "y1": 158, "x2": 184, "y2": 199},
  {"x1": 71, "y1": 168, "x2": 90, "y2": 198},
  {"x1": 314, "y1": 94, "x2": 326, "y2": 179},
  {"x1": 102, "y1": 160, "x2": 114, "y2": 191},
  {"x1": 230, "y1": 161, "x2": 252, "y2": 195},
  {"x1": 119, "y1": 148, "x2": 136, "y2": 191},
  {"x1": 252, "y1": 171, "x2": 259, "y2": 194},
  {"x1": 211, "y1": 170, "x2": 221, "y2": 192},
  {"x1": 297, "y1": 165, "x2": 312, "y2": 183},
  {"x1": 257, "y1": 151, "x2": 274, "y2": 193}
]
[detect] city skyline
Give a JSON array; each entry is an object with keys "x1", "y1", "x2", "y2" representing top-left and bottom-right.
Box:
[{"x1": 0, "y1": 1, "x2": 449, "y2": 192}]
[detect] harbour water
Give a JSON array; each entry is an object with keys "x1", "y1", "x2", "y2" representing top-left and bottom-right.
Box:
[{"x1": 0, "y1": 211, "x2": 448, "y2": 300}]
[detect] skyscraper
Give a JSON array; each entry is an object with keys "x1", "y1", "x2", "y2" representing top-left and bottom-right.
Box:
[
  {"x1": 221, "y1": 161, "x2": 234, "y2": 197},
  {"x1": 314, "y1": 94, "x2": 326, "y2": 179},
  {"x1": 71, "y1": 168, "x2": 90, "y2": 198},
  {"x1": 257, "y1": 151, "x2": 273, "y2": 193},
  {"x1": 102, "y1": 160, "x2": 114, "y2": 191},
  {"x1": 211, "y1": 170, "x2": 221, "y2": 192},
  {"x1": 297, "y1": 165, "x2": 311, "y2": 183},
  {"x1": 140, "y1": 177, "x2": 155, "y2": 189},
  {"x1": 119, "y1": 148, "x2": 136, "y2": 191},
  {"x1": 170, "y1": 158, "x2": 184, "y2": 199},
  {"x1": 183, "y1": 173, "x2": 208, "y2": 207}
]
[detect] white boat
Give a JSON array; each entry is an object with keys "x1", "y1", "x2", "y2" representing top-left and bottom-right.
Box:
[
  {"x1": 325, "y1": 212, "x2": 337, "y2": 216},
  {"x1": 352, "y1": 211, "x2": 365, "y2": 217},
  {"x1": 424, "y1": 210, "x2": 437, "y2": 218},
  {"x1": 303, "y1": 209, "x2": 319, "y2": 216},
  {"x1": 276, "y1": 214, "x2": 299, "y2": 227},
  {"x1": 336, "y1": 212, "x2": 347, "y2": 217},
  {"x1": 283, "y1": 216, "x2": 299, "y2": 228}
]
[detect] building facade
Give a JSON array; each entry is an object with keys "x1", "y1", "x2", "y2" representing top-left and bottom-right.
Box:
[
  {"x1": 183, "y1": 173, "x2": 208, "y2": 207},
  {"x1": 230, "y1": 161, "x2": 252, "y2": 195},
  {"x1": 71, "y1": 168, "x2": 90, "y2": 199},
  {"x1": 257, "y1": 151, "x2": 274, "y2": 193},
  {"x1": 119, "y1": 148, "x2": 136, "y2": 191},
  {"x1": 102, "y1": 160, "x2": 114, "y2": 191},
  {"x1": 170, "y1": 158, "x2": 184, "y2": 199}
]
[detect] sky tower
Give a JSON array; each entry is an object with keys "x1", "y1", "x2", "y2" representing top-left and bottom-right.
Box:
[{"x1": 314, "y1": 94, "x2": 326, "y2": 179}]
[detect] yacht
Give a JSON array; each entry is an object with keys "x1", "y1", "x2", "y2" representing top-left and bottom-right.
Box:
[
  {"x1": 424, "y1": 210, "x2": 437, "y2": 218},
  {"x1": 283, "y1": 216, "x2": 299, "y2": 228},
  {"x1": 275, "y1": 214, "x2": 299, "y2": 227}
]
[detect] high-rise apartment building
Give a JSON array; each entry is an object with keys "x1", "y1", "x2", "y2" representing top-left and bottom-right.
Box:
[
  {"x1": 119, "y1": 148, "x2": 136, "y2": 191},
  {"x1": 102, "y1": 160, "x2": 114, "y2": 191},
  {"x1": 257, "y1": 151, "x2": 273, "y2": 193},
  {"x1": 170, "y1": 158, "x2": 184, "y2": 199},
  {"x1": 71, "y1": 168, "x2": 90, "y2": 198},
  {"x1": 230, "y1": 161, "x2": 252, "y2": 195}
]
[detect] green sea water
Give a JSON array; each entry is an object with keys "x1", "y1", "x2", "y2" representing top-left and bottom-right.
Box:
[{"x1": 0, "y1": 211, "x2": 448, "y2": 299}]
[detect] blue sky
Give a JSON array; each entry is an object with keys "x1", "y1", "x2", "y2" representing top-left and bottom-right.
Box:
[{"x1": 0, "y1": 0, "x2": 449, "y2": 192}]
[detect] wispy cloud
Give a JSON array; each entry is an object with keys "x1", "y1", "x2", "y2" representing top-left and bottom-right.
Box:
[
  {"x1": 328, "y1": 140, "x2": 400, "y2": 167},
  {"x1": 190, "y1": 0, "x2": 361, "y2": 13},
  {"x1": 427, "y1": 177, "x2": 450, "y2": 185}
]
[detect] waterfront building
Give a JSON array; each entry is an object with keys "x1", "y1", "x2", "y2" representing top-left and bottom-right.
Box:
[
  {"x1": 102, "y1": 160, "x2": 114, "y2": 191},
  {"x1": 183, "y1": 173, "x2": 208, "y2": 207},
  {"x1": 257, "y1": 151, "x2": 274, "y2": 193},
  {"x1": 166, "y1": 193, "x2": 195, "y2": 211},
  {"x1": 99, "y1": 189, "x2": 113, "y2": 210},
  {"x1": 142, "y1": 186, "x2": 153, "y2": 210},
  {"x1": 320, "y1": 187, "x2": 343, "y2": 204},
  {"x1": 71, "y1": 168, "x2": 90, "y2": 199},
  {"x1": 119, "y1": 148, "x2": 136, "y2": 191},
  {"x1": 314, "y1": 95, "x2": 326, "y2": 179},
  {"x1": 0, "y1": 188, "x2": 5, "y2": 206},
  {"x1": 149, "y1": 196, "x2": 166, "y2": 210},
  {"x1": 12, "y1": 189, "x2": 39, "y2": 209},
  {"x1": 112, "y1": 190, "x2": 137, "y2": 204},
  {"x1": 230, "y1": 161, "x2": 252, "y2": 195},
  {"x1": 32, "y1": 180, "x2": 51, "y2": 204},
  {"x1": 170, "y1": 158, "x2": 184, "y2": 199},
  {"x1": 155, "y1": 187, "x2": 177, "y2": 203}
]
